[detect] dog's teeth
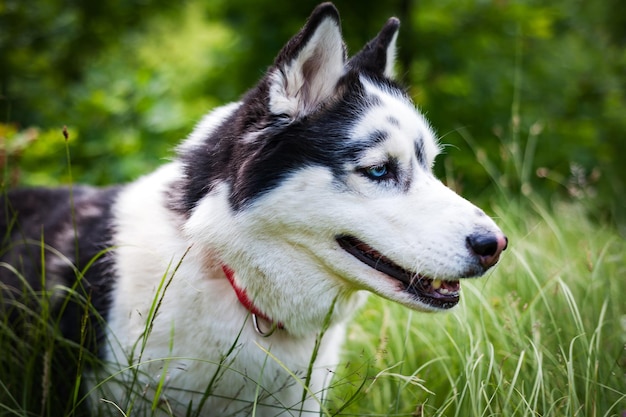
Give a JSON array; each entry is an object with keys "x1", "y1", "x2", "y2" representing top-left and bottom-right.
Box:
[{"x1": 431, "y1": 279, "x2": 442, "y2": 290}]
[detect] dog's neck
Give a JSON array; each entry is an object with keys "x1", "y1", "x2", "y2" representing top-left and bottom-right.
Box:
[{"x1": 221, "y1": 265, "x2": 285, "y2": 336}]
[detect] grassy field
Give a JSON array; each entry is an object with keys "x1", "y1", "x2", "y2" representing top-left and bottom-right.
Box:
[{"x1": 330, "y1": 197, "x2": 626, "y2": 416}]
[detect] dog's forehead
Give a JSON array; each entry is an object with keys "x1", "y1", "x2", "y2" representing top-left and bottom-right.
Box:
[{"x1": 350, "y1": 77, "x2": 440, "y2": 167}]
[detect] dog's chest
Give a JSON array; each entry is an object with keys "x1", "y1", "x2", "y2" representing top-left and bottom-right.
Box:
[{"x1": 98, "y1": 282, "x2": 345, "y2": 416}]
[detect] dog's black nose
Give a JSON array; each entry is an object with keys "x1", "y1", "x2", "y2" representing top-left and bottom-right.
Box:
[{"x1": 467, "y1": 232, "x2": 508, "y2": 269}]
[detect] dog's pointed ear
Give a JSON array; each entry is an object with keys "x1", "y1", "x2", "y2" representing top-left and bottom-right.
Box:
[
  {"x1": 268, "y1": 3, "x2": 346, "y2": 118},
  {"x1": 349, "y1": 17, "x2": 400, "y2": 78}
]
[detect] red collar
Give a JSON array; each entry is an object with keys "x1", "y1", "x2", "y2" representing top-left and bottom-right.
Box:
[{"x1": 221, "y1": 265, "x2": 284, "y2": 333}]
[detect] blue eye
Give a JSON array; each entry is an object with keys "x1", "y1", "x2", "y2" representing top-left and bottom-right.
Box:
[{"x1": 364, "y1": 164, "x2": 389, "y2": 179}]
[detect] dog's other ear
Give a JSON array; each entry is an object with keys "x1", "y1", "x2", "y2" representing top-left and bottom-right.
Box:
[
  {"x1": 268, "y1": 3, "x2": 346, "y2": 118},
  {"x1": 348, "y1": 17, "x2": 400, "y2": 79}
]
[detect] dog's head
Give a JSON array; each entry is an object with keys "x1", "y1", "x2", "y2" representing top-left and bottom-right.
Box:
[{"x1": 177, "y1": 3, "x2": 507, "y2": 332}]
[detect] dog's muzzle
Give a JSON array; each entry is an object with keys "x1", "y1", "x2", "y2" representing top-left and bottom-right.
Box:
[{"x1": 336, "y1": 231, "x2": 507, "y2": 310}]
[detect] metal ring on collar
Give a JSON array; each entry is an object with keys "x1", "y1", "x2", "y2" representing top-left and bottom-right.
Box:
[{"x1": 252, "y1": 314, "x2": 278, "y2": 337}]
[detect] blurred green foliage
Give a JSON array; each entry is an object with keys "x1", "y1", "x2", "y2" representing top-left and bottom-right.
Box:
[{"x1": 1, "y1": 0, "x2": 624, "y2": 225}]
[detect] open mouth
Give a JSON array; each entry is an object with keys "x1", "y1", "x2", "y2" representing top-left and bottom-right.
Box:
[{"x1": 336, "y1": 235, "x2": 460, "y2": 309}]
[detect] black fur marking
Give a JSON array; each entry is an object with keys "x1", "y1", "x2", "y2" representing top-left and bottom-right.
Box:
[
  {"x1": 403, "y1": 163, "x2": 414, "y2": 192},
  {"x1": 366, "y1": 130, "x2": 390, "y2": 145},
  {"x1": 387, "y1": 116, "x2": 400, "y2": 127},
  {"x1": 0, "y1": 186, "x2": 120, "y2": 352},
  {"x1": 414, "y1": 141, "x2": 427, "y2": 168},
  {"x1": 229, "y1": 84, "x2": 370, "y2": 209},
  {"x1": 174, "y1": 73, "x2": 412, "y2": 213}
]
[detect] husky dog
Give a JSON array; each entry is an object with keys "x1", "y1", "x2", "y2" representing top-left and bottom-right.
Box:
[{"x1": 0, "y1": 3, "x2": 507, "y2": 416}]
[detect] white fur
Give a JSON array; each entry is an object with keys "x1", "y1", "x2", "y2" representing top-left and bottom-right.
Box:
[{"x1": 383, "y1": 30, "x2": 399, "y2": 78}]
